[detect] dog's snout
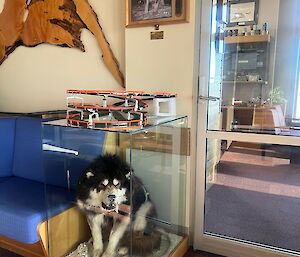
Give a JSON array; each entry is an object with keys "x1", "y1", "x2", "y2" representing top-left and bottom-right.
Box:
[{"x1": 108, "y1": 194, "x2": 116, "y2": 202}]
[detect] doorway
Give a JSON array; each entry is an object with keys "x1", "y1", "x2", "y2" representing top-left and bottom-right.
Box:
[{"x1": 194, "y1": 0, "x2": 300, "y2": 256}]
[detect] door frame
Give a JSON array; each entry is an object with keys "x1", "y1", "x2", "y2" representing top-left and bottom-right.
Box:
[{"x1": 193, "y1": 0, "x2": 300, "y2": 256}]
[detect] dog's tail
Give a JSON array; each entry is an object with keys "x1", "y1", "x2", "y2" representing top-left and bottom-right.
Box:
[
  {"x1": 120, "y1": 227, "x2": 171, "y2": 257},
  {"x1": 149, "y1": 228, "x2": 171, "y2": 257}
]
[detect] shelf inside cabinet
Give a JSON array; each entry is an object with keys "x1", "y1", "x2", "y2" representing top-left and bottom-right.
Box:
[
  {"x1": 223, "y1": 80, "x2": 268, "y2": 85},
  {"x1": 224, "y1": 34, "x2": 270, "y2": 44}
]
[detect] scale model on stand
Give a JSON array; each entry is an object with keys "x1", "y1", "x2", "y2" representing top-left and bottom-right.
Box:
[{"x1": 66, "y1": 89, "x2": 177, "y2": 130}]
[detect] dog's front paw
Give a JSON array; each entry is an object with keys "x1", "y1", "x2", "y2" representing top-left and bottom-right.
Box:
[
  {"x1": 118, "y1": 247, "x2": 129, "y2": 256},
  {"x1": 93, "y1": 248, "x2": 103, "y2": 257},
  {"x1": 133, "y1": 216, "x2": 147, "y2": 232}
]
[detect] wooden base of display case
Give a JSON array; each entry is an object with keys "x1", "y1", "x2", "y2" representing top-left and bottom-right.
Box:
[
  {"x1": 170, "y1": 236, "x2": 189, "y2": 257},
  {"x1": 38, "y1": 207, "x2": 90, "y2": 257}
]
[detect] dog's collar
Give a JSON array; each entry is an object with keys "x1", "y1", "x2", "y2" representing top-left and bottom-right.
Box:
[
  {"x1": 85, "y1": 204, "x2": 106, "y2": 213},
  {"x1": 84, "y1": 186, "x2": 149, "y2": 213}
]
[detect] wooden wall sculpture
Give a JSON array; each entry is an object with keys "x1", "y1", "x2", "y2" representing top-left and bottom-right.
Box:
[{"x1": 0, "y1": 0, "x2": 125, "y2": 87}]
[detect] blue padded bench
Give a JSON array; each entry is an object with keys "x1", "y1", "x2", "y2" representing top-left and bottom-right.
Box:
[
  {"x1": 0, "y1": 177, "x2": 73, "y2": 243},
  {"x1": 0, "y1": 117, "x2": 106, "y2": 253}
]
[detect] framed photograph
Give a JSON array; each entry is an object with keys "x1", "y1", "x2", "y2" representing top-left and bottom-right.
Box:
[
  {"x1": 227, "y1": 0, "x2": 259, "y2": 27},
  {"x1": 126, "y1": 0, "x2": 188, "y2": 27}
]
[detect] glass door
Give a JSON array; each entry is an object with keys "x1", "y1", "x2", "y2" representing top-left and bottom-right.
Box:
[{"x1": 194, "y1": 0, "x2": 300, "y2": 256}]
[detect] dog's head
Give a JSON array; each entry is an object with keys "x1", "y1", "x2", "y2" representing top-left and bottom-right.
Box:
[{"x1": 77, "y1": 154, "x2": 131, "y2": 213}]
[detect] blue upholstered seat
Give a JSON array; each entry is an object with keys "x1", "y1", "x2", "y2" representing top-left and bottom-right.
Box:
[
  {"x1": 0, "y1": 177, "x2": 10, "y2": 183},
  {"x1": 0, "y1": 177, "x2": 73, "y2": 244},
  {"x1": 0, "y1": 117, "x2": 106, "y2": 244},
  {"x1": 0, "y1": 118, "x2": 15, "y2": 177}
]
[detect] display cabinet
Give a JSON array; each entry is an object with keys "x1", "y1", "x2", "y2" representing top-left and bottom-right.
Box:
[
  {"x1": 41, "y1": 115, "x2": 188, "y2": 257},
  {"x1": 222, "y1": 34, "x2": 270, "y2": 107},
  {"x1": 222, "y1": 34, "x2": 271, "y2": 129}
]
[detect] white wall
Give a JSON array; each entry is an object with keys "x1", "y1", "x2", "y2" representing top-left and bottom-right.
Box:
[
  {"x1": 258, "y1": 0, "x2": 280, "y2": 88},
  {"x1": 0, "y1": 0, "x2": 125, "y2": 113},
  {"x1": 125, "y1": 0, "x2": 197, "y2": 120},
  {"x1": 125, "y1": 1, "x2": 198, "y2": 230}
]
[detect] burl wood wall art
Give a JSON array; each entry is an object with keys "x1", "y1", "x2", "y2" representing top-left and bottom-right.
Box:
[{"x1": 0, "y1": 0, "x2": 125, "y2": 87}]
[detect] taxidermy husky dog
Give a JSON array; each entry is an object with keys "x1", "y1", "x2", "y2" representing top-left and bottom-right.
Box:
[{"x1": 77, "y1": 154, "x2": 167, "y2": 257}]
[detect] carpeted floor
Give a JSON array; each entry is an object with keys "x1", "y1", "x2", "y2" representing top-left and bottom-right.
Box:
[{"x1": 205, "y1": 144, "x2": 300, "y2": 252}]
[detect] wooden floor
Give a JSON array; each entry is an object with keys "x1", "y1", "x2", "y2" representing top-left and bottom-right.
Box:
[
  {"x1": 0, "y1": 247, "x2": 22, "y2": 257},
  {"x1": 183, "y1": 248, "x2": 223, "y2": 257}
]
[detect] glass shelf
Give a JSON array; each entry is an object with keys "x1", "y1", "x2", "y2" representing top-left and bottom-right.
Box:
[
  {"x1": 223, "y1": 80, "x2": 268, "y2": 85},
  {"x1": 43, "y1": 115, "x2": 187, "y2": 134}
]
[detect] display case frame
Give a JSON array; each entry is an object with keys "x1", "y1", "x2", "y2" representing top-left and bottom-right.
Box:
[{"x1": 41, "y1": 115, "x2": 188, "y2": 257}]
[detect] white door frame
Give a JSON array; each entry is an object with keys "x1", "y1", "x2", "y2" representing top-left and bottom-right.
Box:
[{"x1": 193, "y1": 0, "x2": 300, "y2": 256}]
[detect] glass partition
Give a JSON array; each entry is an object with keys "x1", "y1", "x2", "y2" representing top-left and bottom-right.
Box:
[{"x1": 196, "y1": 0, "x2": 300, "y2": 256}]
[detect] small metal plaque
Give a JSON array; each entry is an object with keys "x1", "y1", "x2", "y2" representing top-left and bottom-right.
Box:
[{"x1": 151, "y1": 31, "x2": 164, "y2": 40}]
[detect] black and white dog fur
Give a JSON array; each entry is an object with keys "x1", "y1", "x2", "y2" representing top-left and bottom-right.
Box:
[
  {"x1": 144, "y1": 0, "x2": 165, "y2": 14},
  {"x1": 77, "y1": 154, "x2": 160, "y2": 257}
]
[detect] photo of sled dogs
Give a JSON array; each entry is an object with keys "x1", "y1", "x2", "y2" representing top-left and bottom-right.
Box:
[{"x1": 130, "y1": 0, "x2": 172, "y2": 22}]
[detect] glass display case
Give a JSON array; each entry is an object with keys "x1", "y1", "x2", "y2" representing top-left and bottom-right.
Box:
[
  {"x1": 221, "y1": 34, "x2": 271, "y2": 131},
  {"x1": 41, "y1": 115, "x2": 188, "y2": 257}
]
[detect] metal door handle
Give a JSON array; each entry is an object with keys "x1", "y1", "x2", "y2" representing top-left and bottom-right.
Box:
[{"x1": 198, "y1": 95, "x2": 220, "y2": 101}]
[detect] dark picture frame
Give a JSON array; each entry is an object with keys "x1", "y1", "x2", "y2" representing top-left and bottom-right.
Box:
[
  {"x1": 126, "y1": 0, "x2": 189, "y2": 27},
  {"x1": 227, "y1": 0, "x2": 259, "y2": 27}
]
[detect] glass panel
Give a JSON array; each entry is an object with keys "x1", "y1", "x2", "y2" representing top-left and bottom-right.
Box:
[
  {"x1": 207, "y1": 0, "x2": 300, "y2": 135},
  {"x1": 125, "y1": 117, "x2": 188, "y2": 256},
  {"x1": 42, "y1": 115, "x2": 188, "y2": 257},
  {"x1": 42, "y1": 124, "x2": 124, "y2": 257},
  {"x1": 204, "y1": 138, "x2": 300, "y2": 253},
  {"x1": 128, "y1": 117, "x2": 188, "y2": 232}
]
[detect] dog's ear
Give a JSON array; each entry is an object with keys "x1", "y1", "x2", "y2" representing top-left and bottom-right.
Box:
[
  {"x1": 85, "y1": 169, "x2": 95, "y2": 179},
  {"x1": 78, "y1": 169, "x2": 94, "y2": 185},
  {"x1": 125, "y1": 169, "x2": 134, "y2": 180}
]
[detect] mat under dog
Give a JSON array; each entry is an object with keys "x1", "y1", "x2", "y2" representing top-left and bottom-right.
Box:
[{"x1": 66, "y1": 232, "x2": 183, "y2": 257}]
